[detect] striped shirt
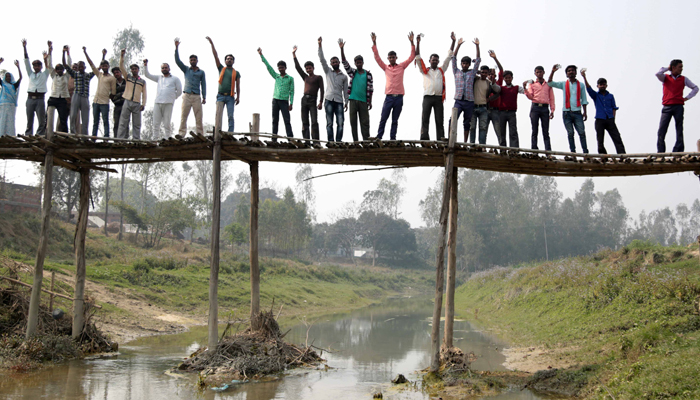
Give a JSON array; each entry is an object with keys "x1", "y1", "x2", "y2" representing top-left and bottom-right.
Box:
[
  {"x1": 451, "y1": 57, "x2": 480, "y2": 101},
  {"x1": 261, "y1": 54, "x2": 294, "y2": 105},
  {"x1": 66, "y1": 68, "x2": 95, "y2": 97}
]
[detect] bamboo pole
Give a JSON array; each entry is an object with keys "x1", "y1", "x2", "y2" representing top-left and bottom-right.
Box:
[
  {"x1": 104, "y1": 173, "x2": 109, "y2": 236},
  {"x1": 443, "y1": 166, "x2": 458, "y2": 349},
  {"x1": 26, "y1": 120, "x2": 55, "y2": 338},
  {"x1": 250, "y1": 160, "x2": 260, "y2": 325},
  {"x1": 72, "y1": 168, "x2": 90, "y2": 339},
  {"x1": 208, "y1": 127, "x2": 222, "y2": 351},
  {"x1": 48, "y1": 272, "x2": 56, "y2": 311},
  {"x1": 251, "y1": 113, "x2": 260, "y2": 141},
  {"x1": 430, "y1": 107, "x2": 459, "y2": 372},
  {"x1": 0, "y1": 276, "x2": 75, "y2": 302}
]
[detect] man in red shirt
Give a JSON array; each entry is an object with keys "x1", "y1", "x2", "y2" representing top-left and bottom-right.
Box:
[{"x1": 655, "y1": 59, "x2": 698, "y2": 153}]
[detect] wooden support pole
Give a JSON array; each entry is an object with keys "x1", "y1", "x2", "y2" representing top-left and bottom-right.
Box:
[
  {"x1": 251, "y1": 113, "x2": 260, "y2": 141},
  {"x1": 72, "y1": 168, "x2": 90, "y2": 339},
  {"x1": 26, "y1": 121, "x2": 55, "y2": 338},
  {"x1": 48, "y1": 272, "x2": 56, "y2": 311},
  {"x1": 104, "y1": 173, "x2": 109, "y2": 236},
  {"x1": 443, "y1": 166, "x2": 458, "y2": 349},
  {"x1": 429, "y1": 107, "x2": 459, "y2": 372},
  {"x1": 208, "y1": 128, "x2": 222, "y2": 351},
  {"x1": 250, "y1": 161, "x2": 260, "y2": 325}
]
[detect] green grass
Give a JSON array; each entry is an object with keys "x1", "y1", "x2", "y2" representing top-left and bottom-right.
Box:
[{"x1": 454, "y1": 241, "x2": 700, "y2": 399}]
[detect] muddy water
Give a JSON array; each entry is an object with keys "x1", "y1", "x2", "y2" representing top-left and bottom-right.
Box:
[{"x1": 0, "y1": 298, "x2": 565, "y2": 399}]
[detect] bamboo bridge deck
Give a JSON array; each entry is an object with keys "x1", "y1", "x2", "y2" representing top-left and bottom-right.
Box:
[{"x1": 1, "y1": 131, "x2": 699, "y2": 177}]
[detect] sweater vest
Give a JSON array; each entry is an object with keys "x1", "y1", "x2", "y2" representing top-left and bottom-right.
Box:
[
  {"x1": 662, "y1": 75, "x2": 685, "y2": 105},
  {"x1": 499, "y1": 85, "x2": 520, "y2": 111}
]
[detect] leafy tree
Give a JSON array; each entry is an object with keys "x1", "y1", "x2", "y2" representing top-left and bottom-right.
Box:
[{"x1": 109, "y1": 24, "x2": 145, "y2": 68}]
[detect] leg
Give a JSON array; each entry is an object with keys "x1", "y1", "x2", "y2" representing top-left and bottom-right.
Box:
[
  {"x1": 563, "y1": 112, "x2": 577, "y2": 152},
  {"x1": 117, "y1": 102, "x2": 131, "y2": 139},
  {"x1": 80, "y1": 97, "x2": 90, "y2": 136},
  {"x1": 477, "y1": 108, "x2": 489, "y2": 144},
  {"x1": 377, "y1": 97, "x2": 393, "y2": 139},
  {"x1": 656, "y1": 105, "x2": 673, "y2": 153},
  {"x1": 541, "y1": 108, "x2": 552, "y2": 151},
  {"x1": 572, "y1": 112, "x2": 588, "y2": 153},
  {"x1": 112, "y1": 106, "x2": 122, "y2": 137},
  {"x1": 325, "y1": 100, "x2": 335, "y2": 141},
  {"x1": 92, "y1": 103, "x2": 101, "y2": 136},
  {"x1": 300, "y1": 97, "x2": 311, "y2": 140},
  {"x1": 389, "y1": 96, "x2": 403, "y2": 140},
  {"x1": 671, "y1": 105, "x2": 684, "y2": 152},
  {"x1": 179, "y1": 94, "x2": 191, "y2": 135},
  {"x1": 192, "y1": 96, "x2": 204, "y2": 135},
  {"x1": 489, "y1": 110, "x2": 502, "y2": 145},
  {"x1": 529, "y1": 108, "x2": 540, "y2": 149},
  {"x1": 435, "y1": 98, "x2": 445, "y2": 140},
  {"x1": 25, "y1": 98, "x2": 36, "y2": 136},
  {"x1": 35, "y1": 100, "x2": 46, "y2": 136},
  {"x1": 469, "y1": 112, "x2": 477, "y2": 143},
  {"x1": 70, "y1": 94, "x2": 81, "y2": 134},
  {"x1": 272, "y1": 99, "x2": 281, "y2": 136},
  {"x1": 463, "y1": 101, "x2": 475, "y2": 142},
  {"x1": 606, "y1": 119, "x2": 626, "y2": 154},
  {"x1": 56, "y1": 99, "x2": 69, "y2": 133},
  {"x1": 309, "y1": 99, "x2": 319, "y2": 141},
  {"x1": 153, "y1": 103, "x2": 164, "y2": 137},
  {"x1": 508, "y1": 112, "x2": 519, "y2": 148},
  {"x1": 335, "y1": 101, "x2": 344, "y2": 142},
  {"x1": 359, "y1": 101, "x2": 370, "y2": 140},
  {"x1": 132, "y1": 105, "x2": 142, "y2": 140},
  {"x1": 349, "y1": 99, "x2": 359, "y2": 141},
  {"x1": 214, "y1": 99, "x2": 225, "y2": 133},
  {"x1": 420, "y1": 96, "x2": 431, "y2": 140},
  {"x1": 101, "y1": 104, "x2": 110, "y2": 137},
  {"x1": 280, "y1": 100, "x2": 293, "y2": 137},
  {"x1": 162, "y1": 103, "x2": 174, "y2": 138},
  {"x1": 595, "y1": 119, "x2": 607, "y2": 154},
  {"x1": 225, "y1": 95, "x2": 235, "y2": 133},
  {"x1": 498, "y1": 111, "x2": 508, "y2": 147}
]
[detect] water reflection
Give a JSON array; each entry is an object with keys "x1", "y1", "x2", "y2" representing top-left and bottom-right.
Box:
[{"x1": 0, "y1": 298, "x2": 556, "y2": 399}]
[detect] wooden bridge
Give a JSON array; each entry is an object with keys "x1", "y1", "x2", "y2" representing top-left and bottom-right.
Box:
[{"x1": 2, "y1": 109, "x2": 699, "y2": 372}]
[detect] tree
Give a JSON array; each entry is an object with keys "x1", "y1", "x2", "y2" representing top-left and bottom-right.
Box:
[
  {"x1": 295, "y1": 164, "x2": 316, "y2": 220},
  {"x1": 111, "y1": 200, "x2": 147, "y2": 242},
  {"x1": 142, "y1": 198, "x2": 196, "y2": 248},
  {"x1": 109, "y1": 24, "x2": 145, "y2": 68},
  {"x1": 51, "y1": 167, "x2": 80, "y2": 221}
]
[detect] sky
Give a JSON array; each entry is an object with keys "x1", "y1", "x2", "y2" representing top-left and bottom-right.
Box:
[{"x1": 1, "y1": 0, "x2": 699, "y2": 228}]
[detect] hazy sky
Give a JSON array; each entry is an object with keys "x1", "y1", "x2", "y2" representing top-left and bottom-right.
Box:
[{"x1": 1, "y1": 0, "x2": 699, "y2": 228}]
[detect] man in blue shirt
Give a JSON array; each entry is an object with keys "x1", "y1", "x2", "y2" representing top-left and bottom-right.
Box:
[
  {"x1": 174, "y1": 38, "x2": 206, "y2": 136},
  {"x1": 581, "y1": 70, "x2": 626, "y2": 154}
]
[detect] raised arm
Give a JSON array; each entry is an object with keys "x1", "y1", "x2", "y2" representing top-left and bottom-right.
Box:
[
  {"x1": 102, "y1": 48, "x2": 107, "y2": 61},
  {"x1": 371, "y1": 32, "x2": 386, "y2": 71},
  {"x1": 205, "y1": 36, "x2": 222, "y2": 70},
  {"x1": 655, "y1": 66, "x2": 669, "y2": 83},
  {"x1": 415, "y1": 33, "x2": 420, "y2": 57},
  {"x1": 547, "y1": 64, "x2": 559, "y2": 83},
  {"x1": 488, "y1": 50, "x2": 503, "y2": 73},
  {"x1": 317, "y1": 37, "x2": 330, "y2": 74},
  {"x1": 398, "y1": 32, "x2": 416, "y2": 68},
  {"x1": 143, "y1": 59, "x2": 159, "y2": 82},
  {"x1": 22, "y1": 39, "x2": 33, "y2": 75},
  {"x1": 174, "y1": 38, "x2": 187, "y2": 73},
  {"x1": 258, "y1": 48, "x2": 280, "y2": 79},
  {"x1": 292, "y1": 46, "x2": 307, "y2": 79},
  {"x1": 84, "y1": 47, "x2": 99, "y2": 75},
  {"x1": 14, "y1": 60, "x2": 23, "y2": 87},
  {"x1": 44, "y1": 41, "x2": 53, "y2": 71},
  {"x1": 119, "y1": 48, "x2": 127, "y2": 78}
]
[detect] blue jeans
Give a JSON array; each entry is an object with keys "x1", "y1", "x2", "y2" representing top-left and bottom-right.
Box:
[
  {"x1": 216, "y1": 93, "x2": 235, "y2": 132},
  {"x1": 377, "y1": 95, "x2": 403, "y2": 140},
  {"x1": 325, "y1": 100, "x2": 344, "y2": 142},
  {"x1": 448, "y1": 99, "x2": 474, "y2": 142},
  {"x1": 92, "y1": 103, "x2": 110, "y2": 137},
  {"x1": 563, "y1": 111, "x2": 588, "y2": 153},
  {"x1": 469, "y1": 106, "x2": 489, "y2": 144}
]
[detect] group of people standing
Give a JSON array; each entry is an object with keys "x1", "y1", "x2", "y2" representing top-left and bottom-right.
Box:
[{"x1": 0, "y1": 34, "x2": 697, "y2": 155}]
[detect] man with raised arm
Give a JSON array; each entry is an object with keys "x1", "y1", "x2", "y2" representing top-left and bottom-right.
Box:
[
  {"x1": 110, "y1": 67, "x2": 126, "y2": 137},
  {"x1": 22, "y1": 39, "x2": 52, "y2": 136},
  {"x1": 116, "y1": 49, "x2": 147, "y2": 140},
  {"x1": 85, "y1": 48, "x2": 116, "y2": 137},
  {"x1": 48, "y1": 43, "x2": 71, "y2": 133},
  {"x1": 524, "y1": 66, "x2": 555, "y2": 151},
  {"x1": 548, "y1": 64, "x2": 589, "y2": 153},
  {"x1": 206, "y1": 36, "x2": 240, "y2": 134},
  {"x1": 144, "y1": 58, "x2": 182, "y2": 138},
  {"x1": 293, "y1": 45, "x2": 323, "y2": 144},
  {"x1": 63, "y1": 46, "x2": 95, "y2": 136},
  {"x1": 581, "y1": 70, "x2": 626, "y2": 154},
  {"x1": 258, "y1": 47, "x2": 294, "y2": 140},
  {"x1": 486, "y1": 51, "x2": 504, "y2": 143},
  {"x1": 448, "y1": 34, "x2": 480, "y2": 142},
  {"x1": 318, "y1": 37, "x2": 348, "y2": 143},
  {"x1": 655, "y1": 59, "x2": 698, "y2": 153},
  {"x1": 470, "y1": 64, "x2": 501, "y2": 144},
  {"x1": 339, "y1": 39, "x2": 373, "y2": 142},
  {"x1": 174, "y1": 38, "x2": 206, "y2": 136},
  {"x1": 371, "y1": 31, "x2": 415, "y2": 140},
  {"x1": 415, "y1": 34, "x2": 451, "y2": 141}
]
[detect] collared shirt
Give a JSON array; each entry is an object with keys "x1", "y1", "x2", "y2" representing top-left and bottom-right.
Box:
[
  {"x1": 549, "y1": 80, "x2": 588, "y2": 111},
  {"x1": 24, "y1": 56, "x2": 52, "y2": 93},
  {"x1": 318, "y1": 47, "x2": 349, "y2": 104},
  {"x1": 525, "y1": 80, "x2": 555, "y2": 112},
  {"x1": 120, "y1": 57, "x2": 147, "y2": 105},
  {"x1": 372, "y1": 44, "x2": 415, "y2": 95},
  {"x1": 144, "y1": 64, "x2": 183, "y2": 104},
  {"x1": 473, "y1": 76, "x2": 500, "y2": 105},
  {"x1": 451, "y1": 57, "x2": 481, "y2": 101},
  {"x1": 260, "y1": 54, "x2": 294, "y2": 104},
  {"x1": 175, "y1": 49, "x2": 206, "y2": 99},
  {"x1": 49, "y1": 54, "x2": 70, "y2": 99},
  {"x1": 416, "y1": 51, "x2": 451, "y2": 97},
  {"x1": 655, "y1": 67, "x2": 699, "y2": 100},
  {"x1": 586, "y1": 87, "x2": 618, "y2": 119},
  {"x1": 343, "y1": 58, "x2": 373, "y2": 106},
  {"x1": 91, "y1": 65, "x2": 117, "y2": 105},
  {"x1": 66, "y1": 68, "x2": 95, "y2": 98}
]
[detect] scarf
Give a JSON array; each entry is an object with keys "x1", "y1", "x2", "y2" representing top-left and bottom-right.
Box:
[
  {"x1": 0, "y1": 73, "x2": 19, "y2": 106},
  {"x1": 418, "y1": 59, "x2": 445, "y2": 102},
  {"x1": 565, "y1": 79, "x2": 581, "y2": 109},
  {"x1": 218, "y1": 67, "x2": 237, "y2": 96}
]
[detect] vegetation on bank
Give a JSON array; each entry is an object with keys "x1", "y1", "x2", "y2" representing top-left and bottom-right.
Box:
[{"x1": 453, "y1": 241, "x2": 700, "y2": 399}]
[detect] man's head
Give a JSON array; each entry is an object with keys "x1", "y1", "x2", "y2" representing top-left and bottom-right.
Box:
[
  {"x1": 461, "y1": 56, "x2": 471, "y2": 71},
  {"x1": 189, "y1": 55, "x2": 198, "y2": 67},
  {"x1": 277, "y1": 60, "x2": 287, "y2": 75},
  {"x1": 488, "y1": 68, "x2": 496, "y2": 81},
  {"x1": 72, "y1": 63, "x2": 78, "y2": 72},
  {"x1": 354, "y1": 55, "x2": 364, "y2": 70},
  {"x1": 597, "y1": 78, "x2": 608, "y2": 91},
  {"x1": 565, "y1": 65, "x2": 577, "y2": 80},
  {"x1": 77, "y1": 61, "x2": 86, "y2": 73},
  {"x1": 99, "y1": 60, "x2": 110, "y2": 74},
  {"x1": 31, "y1": 60, "x2": 42, "y2": 73},
  {"x1": 670, "y1": 59, "x2": 683, "y2": 76},
  {"x1": 387, "y1": 51, "x2": 397, "y2": 66},
  {"x1": 130, "y1": 64, "x2": 140, "y2": 76},
  {"x1": 112, "y1": 67, "x2": 122, "y2": 80},
  {"x1": 304, "y1": 61, "x2": 315, "y2": 75},
  {"x1": 479, "y1": 65, "x2": 489, "y2": 79},
  {"x1": 504, "y1": 70, "x2": 514, "y2": 85},
  {"x1": 429, "y1": 54, "x2": 439, "y2": 69},
  {"x1": 224, "y1": 54, "x2": 235, "y2": 67},
  {"x1": 534, "y1": 66, "x2": 545, "y2": 80},
  {"x1": 54, "y1": 64, "x2": 65, "y2": 76},
  {"x1": 161, "y1": 63, "x2": 171, "y2": 76},
  {"x1": 330, "y1": 56, "x2": 340, "y2": 71}
]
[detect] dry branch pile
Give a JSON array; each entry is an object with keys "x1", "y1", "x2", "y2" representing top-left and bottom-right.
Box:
[
  {"x1": 440, "y1": 345, "x2": 476, "y2": 372},
  {"x1": 179, "y1": 310, "x2": 324, "y2": 382}
]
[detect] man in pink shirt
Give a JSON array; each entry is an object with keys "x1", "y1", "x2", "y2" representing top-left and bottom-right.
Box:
[
  {"x1": 524, "y1": 66, "x2": 555, "y2": 151},
  {"x1": 371, "y1": 31, "x2": 415, "y2": 140}
]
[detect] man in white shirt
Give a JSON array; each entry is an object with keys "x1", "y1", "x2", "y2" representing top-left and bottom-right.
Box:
[
  {"x1": 22, "y1": 39, "x2": 52, "y2": 136},
  {"x1": 48, "y1": 45, "x2": 71, "y2": 132},
  {"x1": 415, "y1": 34, "x2": 451, "y2": 141},
  {"x1": 143, "y1": 59, "x2": 182, "y2": 138}
]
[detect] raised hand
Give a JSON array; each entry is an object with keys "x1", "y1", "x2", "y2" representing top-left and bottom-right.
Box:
[
  {"x1": 82, "y1": 46, "x2": 87, "y2": 52},
  {"x1": 292, "y1": 45, "x2": 297, "y2": 56},
  {"x1": 408, "y1": 31, "x2": 414, "y2": 43},
  {"x1": 552, "y1": 64, "x2": 560, "y2": 72},
  {"x1": 257, "y1": 47, "x2": 262, "y2": 55},
  {"x1": 0, "y1": 58, "x2": 4, "y2": 64},
  {"x1": 102, "y1": 48, "x2": 107, "y2": 56},
  {"x1": 64, "y1": 45, "x2": 70, "y2": 54},
  {"x1": 488, "y1": 50, "x2": 496, "y2": 59},
  {"x1": 42, "y1": 51, "x2": 48, "y2": 59},
  {"x1": 174, "y1": 37, "x2": 180, "y2": 47},
  {"x1": 458, "y1": 38, "x2": 465, "y2": 46},
  {"x1": 371, "y1": 32, "x2": 377, "y2": 43},
  {"x1": 318, "y1": 36, "x2": 322, "y2": 46},
  {"x1": 120, "y1": 48, "x2": 126, "y2": 56},
  {"x1": 205, "y1": 36, "x2": 213, "y2": 44},
  {"x1": 47, "y1": 41, "x2": 53, "y2": 51},
  {"x1": 143, "y1": 59, "x2": 148, "y2": 65},
  {"x1": 416, "y1": 33, "x2": 421, "y2": 43},
  {"x1": 473, "y1": 38, "x2": 479, "y2": 46},
  {"x1": 14, "y1": 60, "x2": 19, "y2": 67},
  {"x1": 451, "y1": 32, "x2": 456, "y2": 42},
  {"x1": 21, "y1": 38, "x2": 27, "y2": 47},
  {"x1": 338, "y1": 38, "x2": 345, "y2": 48},
  {"x1": 580, "y1": 69, "x2": 587, "y2": 79}
]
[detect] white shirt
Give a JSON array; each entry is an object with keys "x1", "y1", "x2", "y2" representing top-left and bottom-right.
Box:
[
  {"x1": 416, "y1": 50, "x2": 451, "y2": 96},
  {"x1": 144, "y1": 64, "x2": 183, "y2": 104},
  {"x1": 24, "y1": 55, "x2": 53, "y2": 93},
  {"x1": 49, "y1": 54, "x2": 70, "y2": 98}
]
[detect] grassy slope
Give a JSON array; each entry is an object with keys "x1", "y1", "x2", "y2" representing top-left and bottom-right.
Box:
[{"x1": 454, "y1": 241, "x2": 700, "y2": 399}]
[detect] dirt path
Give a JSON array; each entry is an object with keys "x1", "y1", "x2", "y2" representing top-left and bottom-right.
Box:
[{"x1": 501, "y1": 346, "x2": 575, "y2": 373}]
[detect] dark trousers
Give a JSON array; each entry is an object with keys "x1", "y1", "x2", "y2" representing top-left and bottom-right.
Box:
[
  {"x1": 377, "y1": 95, "x2": 403, "y2": 140},
  {"x1": 272, "y1": 99, "x2": 293, "y2": 139},
  {"x1": 657, "y1": 104, "x2": 684, "y2": 152},
  {"x1": 325, "y1": 99, "x2": 345, "y2": 142},
  {"x1": 595, "y1": 118, "x2": 626, "y2": 154},
  {"x1": 563, "y1": 110, "x2": 588, "y2": 153},
  {"x1": 448, "y1": 99, "x2": 474, "y2": 142},
  {"x1": 420, "y1": 95, "x2": 444, "y2": 140},
  {"x1": 530, "y1": 105, "x2": 551, "y2": 150},
  {"x1": 25, "y1": 97, "x2": 46, "y2": 136},
  {"x1": 349, "y1": 99, "x2": 370, "y2": 141},
  {"x1": 92, "y1": 103, "x2": 110, "y2": 137},
  {"x1": 300, "y1": 95, "x2": 319, "y2": 141},
  {"x1": 112, "y1": 105, "x2": 123, "y2": 138},
  {"x1": 499, "y1": 110, "x2": 519, "y2": 148},
  {"x1": 47, "y1": 97, "x2": 69, "y2": 133}
]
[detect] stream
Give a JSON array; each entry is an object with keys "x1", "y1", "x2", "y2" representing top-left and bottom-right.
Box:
[{"x1": 0, "y1": 297, "x2": 566, "y2": 399}]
